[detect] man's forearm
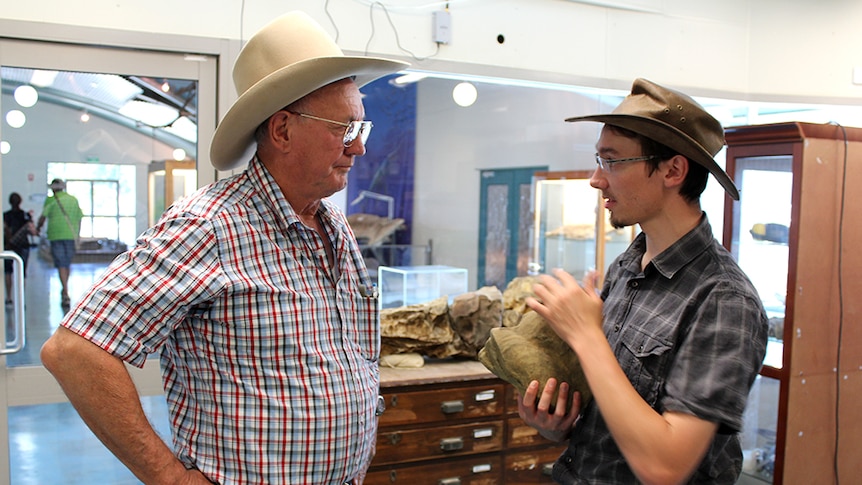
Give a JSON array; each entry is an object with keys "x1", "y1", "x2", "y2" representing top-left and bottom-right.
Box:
[{"x1": 41, "y1": 328, "x2": 188, "y2": 484}]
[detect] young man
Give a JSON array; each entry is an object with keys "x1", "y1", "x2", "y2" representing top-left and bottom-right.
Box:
[
  {"x1": 519, "y1": 78, "x2": 768, "y2": 484},
  {"x1": 40, "y1": 12, "x2": 407, "y2": 484}
]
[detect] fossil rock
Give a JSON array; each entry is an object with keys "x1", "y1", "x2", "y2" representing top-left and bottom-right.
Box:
[
  {"x1": 380, "y1": 296, "x2": 453, "y2": 357},
  {"x1": 380, "y1": 286, "x2": 503, "y2": 359},
  {"x1": 449, "y1": 286, "x2": 503, "y2": 355},
  {"x1": 478, "y1": 310, "x2": 591, "y2": 414},
  {"x1": 502, "y1": 275, "x2": 540, "y2": 327}
]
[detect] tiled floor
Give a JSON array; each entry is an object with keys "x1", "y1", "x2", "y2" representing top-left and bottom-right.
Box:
[{"x1": 6, "y1": 253, "x2": 170, "y2": 484}]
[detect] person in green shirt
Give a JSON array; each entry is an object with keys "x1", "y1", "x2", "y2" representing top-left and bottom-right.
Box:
[{"x1": 36, "y1": 178, "x2": 83, "y2": 307}]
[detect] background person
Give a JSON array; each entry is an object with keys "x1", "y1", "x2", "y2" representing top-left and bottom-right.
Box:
[
  {"x1": 4, "y1": 192, "x2": 37, "y2": 304},
  {"x1": 36, "y1": 178, "x2": 82, "y2": 307},
  {"x1": 40, "y1": 11, "x2": 407, "y2": 484},
  {"x1": 518, "y1": 78, "x2": 768, "y2": 484}
]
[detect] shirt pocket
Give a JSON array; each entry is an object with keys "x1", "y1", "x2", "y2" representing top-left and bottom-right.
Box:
[
  {"x1": 350, "y1": 288, "x2": 380, "y2": 362},
  {"x1": 619, "y1": 331, "x2": 673, "y2": 406}
]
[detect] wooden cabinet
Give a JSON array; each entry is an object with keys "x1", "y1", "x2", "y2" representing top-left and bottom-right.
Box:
[
  {"x1": 368, "y1": 360, "x2": 565, "y2": 484},
  {"x1": 723, "y1": 122, "x2": 862, "y2": 484}
]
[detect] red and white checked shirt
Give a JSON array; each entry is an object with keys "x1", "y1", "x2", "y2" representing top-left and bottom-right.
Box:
[{"x1": 62, "y1": 157, "x2": 380, "y2": 484}]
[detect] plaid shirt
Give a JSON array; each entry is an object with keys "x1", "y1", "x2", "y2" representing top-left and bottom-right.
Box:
[
  {"x1": 553, "y1": 215, "x2": 768, "y2": 484},
  {"x1": 62, "y1": 157, "x2": 380, "y2": 484}
]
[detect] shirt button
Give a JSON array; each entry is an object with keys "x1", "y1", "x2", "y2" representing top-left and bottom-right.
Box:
[
  {"x1": 613, "y1": 325, "x2": 620, "y2": 332},
  {"x1": 629, "y1": 281, "x2": 639, "y2": 288},
  {"x1": 563, "y1": 455, "x2": 573, "y2": 464}
]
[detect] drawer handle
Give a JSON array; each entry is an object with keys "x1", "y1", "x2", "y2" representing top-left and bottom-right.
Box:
[
  {"x1": 438, "y1": 478, "x2": 462, "y2": 485},
  {"x1": 440, "y1": 437, "x2": 464, "y2": 451},
  {"x1": 475, "y1": 389, "x2": 496, "y2": 401},
  {"x1": 441, "y1": 400, "x2": 464, "y2": 414},
  {"x1": 388, "y1": 433, "x2": 402, "y2": 445},
  {"x1": 542, "y1": 463, "x2": 554, "y2": 476}
]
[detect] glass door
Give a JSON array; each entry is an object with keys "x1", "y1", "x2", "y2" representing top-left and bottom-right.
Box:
[{"x1": 0, "y1": 37, "x2": 216, "y2": 484}]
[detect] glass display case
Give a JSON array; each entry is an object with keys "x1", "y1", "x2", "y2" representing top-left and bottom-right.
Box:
[
  {"x1": 378, "y1": 265, "x2": 468, "y2": 309},
  {"x1": 531, "y1": 171, "x2": 636, "y2": 282},
  {"x1": 724, "y1": 122, "x2": 862, "y2": 484}
]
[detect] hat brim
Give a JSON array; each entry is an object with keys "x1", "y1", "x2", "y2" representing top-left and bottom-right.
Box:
[
  {"x1": 210, "y1": 56, "x2": 407, "y2": 171},
  {"x1": 566, "y1": 114, "x2": 739, "y2": 200}
]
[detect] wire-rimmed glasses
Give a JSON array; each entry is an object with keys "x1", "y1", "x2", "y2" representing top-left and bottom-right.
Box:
[
  {"x1": 594, "y1": 153, "x2": 658, "y2": 171},
  {"x1": 288, "y1": 111, "x2": 373, "y2": 147}
]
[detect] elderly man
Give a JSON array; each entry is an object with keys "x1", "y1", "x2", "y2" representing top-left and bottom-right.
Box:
[
  {"x1": 518, "y1": 79, "x2": 768, "y2": 484},
  {"x1": 41, "y1": 11, "x2": 407, "y2": 484}
]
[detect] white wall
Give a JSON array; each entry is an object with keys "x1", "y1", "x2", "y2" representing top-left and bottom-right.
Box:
[{"x1": 2, "y1": 0, "x2": 862, "y2": 103}]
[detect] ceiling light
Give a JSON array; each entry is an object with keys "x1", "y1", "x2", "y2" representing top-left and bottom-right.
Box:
[
  {"x1": 0, "y1": 141, "x2": 10, "y2": 155},
  {"x1": 80, "y1": 111, "x2": 91, "y2": 123},
  {"x1": 5, "y1": 110, "x2": 26, "y2": 128},
  {"x1": 161, "y1": 81, "x2": 171, "y2": 92},
  {"x1": 173, "y1": 148, "x2": 186, "y2": 161},
  {"x1": 391, "y1": 72, "x2": 428, "y2": 86},
  {"x1": 14, "y1": 85, "x2": 38, "y2": 108},
  {"x1": 452, "y1": 82, "x2": 478, "y2": 107},
  {"x1": 119, "y1": 100, "x2": 179, "y2": 127},
  {"x1": 29, "y1": 70, "x2": 58, "y2": 88}
]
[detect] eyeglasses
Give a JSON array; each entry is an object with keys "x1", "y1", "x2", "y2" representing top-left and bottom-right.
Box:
[
  {"x1": 594, "y1": 154, "x2": 658, "y2": 171},
  {"x1": 288, "y1": 111, "x2": 373, "y2": 147}
]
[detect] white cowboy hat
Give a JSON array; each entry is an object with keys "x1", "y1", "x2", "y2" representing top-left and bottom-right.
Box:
[{"x1": 210, "y1": 11, "x2": 409, "y2": 170}]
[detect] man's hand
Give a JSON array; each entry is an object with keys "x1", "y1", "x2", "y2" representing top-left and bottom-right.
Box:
[
  {"x1": 517, "y1": 378, "x2": 580, "y2": 442},
  {"x1": 526, "y1": 269, "x2": 604, "y2": 352}
]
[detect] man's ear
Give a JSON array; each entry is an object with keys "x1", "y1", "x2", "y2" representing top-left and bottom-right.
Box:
[
  {"x1": 266, "y1": 110, "x2": 292, "y2": 151},
  {"x1": 663, "y1": 154, "x2": 689, "y2": 190}
]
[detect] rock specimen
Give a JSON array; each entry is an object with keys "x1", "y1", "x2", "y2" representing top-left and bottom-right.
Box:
[
  {"x1": 501, "y1": 275, "x2": 540, "y2": 327},
  {"x1": 478, "y1": 310, "x2": 591, "y2": 415},
  {"x1": 449, "y1": 286, "x2": 504, "y2": 355},
  {"x1": 380, "y1": 286, "x2": 503, "y2": 359},
  {"x1": 380, "y1": 296, "x2": 453, "y2": 358}
]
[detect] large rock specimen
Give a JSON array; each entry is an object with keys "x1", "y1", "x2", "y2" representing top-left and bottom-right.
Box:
[
  {"x1": 501, "y1": 275, "x2": 540, "y2": 327},
  {"x1": 478, "y1": 310, "x2": 591, "y2": 414},
  {"x1": 449, "y1": 286, "x2": 503, "y2": 355},
  {"x1": 380, "y1": 296, "x2": 453, "y2": 357},
  {"x1": 380, "y1": 286, "x2": 503, "y2": 358}
]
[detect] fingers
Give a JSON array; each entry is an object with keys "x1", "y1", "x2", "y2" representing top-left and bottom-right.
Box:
[{"x1": 535, "y1": 378, "x2": 557, "y2": 412}]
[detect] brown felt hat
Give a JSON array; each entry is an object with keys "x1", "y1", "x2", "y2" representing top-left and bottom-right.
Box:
[
  {"x1": 210, "y1": 11, "x2": 409, "y2": 170},
  {"x1": 566, "y1": 78, "x2": 739, "y2": 200}
]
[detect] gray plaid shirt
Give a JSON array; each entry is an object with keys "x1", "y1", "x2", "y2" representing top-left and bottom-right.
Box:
[{"x1": 553, "y1": 214, "x2": 768, "y2": 484}]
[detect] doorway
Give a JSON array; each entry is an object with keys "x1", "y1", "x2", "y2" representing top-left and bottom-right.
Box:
[
  {"x1": 0, "y1": 36, "x2": 217, "y2": 484},
  {"x1": 477, "y1": 166, "x2": 546, "y2": 289}
]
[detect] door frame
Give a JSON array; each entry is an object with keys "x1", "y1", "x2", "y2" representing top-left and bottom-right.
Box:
[{"x1": 0, "y1": 20, "x2": 225, "y2": 484}]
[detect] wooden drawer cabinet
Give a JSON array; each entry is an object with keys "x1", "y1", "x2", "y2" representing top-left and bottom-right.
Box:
[
  {"x1": 375, "y1": 420, "x2": 504, "y2": 465},
  {"x1": 379, "y1": 384, "x2": 504, "y2": 427},
  {"x1": 370, "y1": 360, "x2": 562, "y2": 484},
  {"x1": 504, "y1": 446, "x2": 566, "y2": 483},
  {"x1": 366, "y1": 455, "x2": 503, "y2": 485}
]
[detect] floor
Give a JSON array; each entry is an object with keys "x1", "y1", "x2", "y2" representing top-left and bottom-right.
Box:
[{"x1": 5, "y1": 252, "x2": 170, "y2": 484}]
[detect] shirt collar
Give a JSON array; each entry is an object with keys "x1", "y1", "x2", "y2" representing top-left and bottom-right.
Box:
[
  {"x1": 618, "y1": 213, "x2": 715, "y2": 279},
  {"x1": 244, "y1": 155, "x2": 345, "y2": 233}
]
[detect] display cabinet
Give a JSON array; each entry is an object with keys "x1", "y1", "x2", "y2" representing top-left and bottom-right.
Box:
[
  {"x1": 723, "y1": 122, "x2": 862, "y2": 484},
  {"x1": 378, "y1": 265, "x2": 469, "y2": 309},
  {"x1": 531, "y1": 171, "x2": 635, "y2": 281},
  {"x1": 148, "y1": 159, "x2": 196, "y2": 225}
]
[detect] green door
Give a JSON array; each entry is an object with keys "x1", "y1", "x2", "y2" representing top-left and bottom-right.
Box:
[{"x1": 478, "y1": 166, "x2": 546, "y2": 289}]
